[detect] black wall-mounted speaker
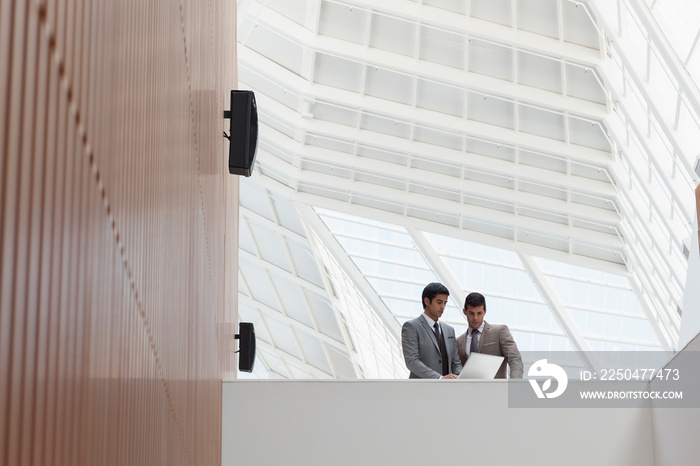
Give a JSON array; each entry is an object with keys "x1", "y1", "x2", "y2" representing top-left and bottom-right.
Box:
[
  {"x1": 236, "y1": 322, "x2": 256, "y2": 373},
  {"x1": 224, "y1": 90, "x2": 258, "y2": 177}
]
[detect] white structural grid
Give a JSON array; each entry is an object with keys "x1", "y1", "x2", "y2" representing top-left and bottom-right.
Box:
[{"x1": 236, "y1": 0, "x2": 699, "y2": 379}]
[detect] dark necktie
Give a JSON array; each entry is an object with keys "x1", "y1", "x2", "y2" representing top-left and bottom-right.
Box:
[
  {"x1": 434, "y1": 322, "x2": 449, "y2": 376},
  {"x1": 433, "y1": 322, "x2": 441, "y2": 340},
  {"x1": 470, "y1": 328, "x2": 480, "y2": 354}
]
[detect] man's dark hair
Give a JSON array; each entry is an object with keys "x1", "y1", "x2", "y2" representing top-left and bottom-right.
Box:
[
  {"x1": 464, "y1": 292, "x2": 486, "y2": 310},
  {"x1": 422, "y1": 282, "x2": 449, "y2": 309}
]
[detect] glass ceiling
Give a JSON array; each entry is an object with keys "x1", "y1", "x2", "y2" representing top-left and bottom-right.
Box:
[{"x1": 236, "y1": 0, "x2": 699, "y2": 379}]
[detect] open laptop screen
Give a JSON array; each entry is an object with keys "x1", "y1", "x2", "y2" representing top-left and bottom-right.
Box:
[{"x1": 458, "y1": 352, "x2": 504, "y2": 379}]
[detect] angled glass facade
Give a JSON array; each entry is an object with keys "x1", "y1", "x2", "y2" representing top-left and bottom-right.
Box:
[{"x1": 236, "y1": 0, "x2": 697, "y2": 378}]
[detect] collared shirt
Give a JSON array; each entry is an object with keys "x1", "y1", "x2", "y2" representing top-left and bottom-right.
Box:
[
  {"x1": 422, "y1": 313, "x2": 440, "y2": 338},
  {"x1": 466, "y1": 322, "x2": 485, "y2": 355}
]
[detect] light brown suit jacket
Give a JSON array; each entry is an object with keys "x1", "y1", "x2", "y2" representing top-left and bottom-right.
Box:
[{"x1": 456, "y1": 321, "x2": 523, "y2": 379}]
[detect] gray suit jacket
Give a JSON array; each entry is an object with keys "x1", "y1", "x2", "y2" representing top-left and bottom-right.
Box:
[
  {"x1": 456, "y1": 321, "x2": 523, "y2": 379},
  {"x1": 402, "y1": 316, "x2": 462, "y2": 379}
]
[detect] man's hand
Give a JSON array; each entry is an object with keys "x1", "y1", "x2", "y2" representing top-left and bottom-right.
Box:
[{"x1": 440, "y1": 374, "x2": 459, "y2": 379}]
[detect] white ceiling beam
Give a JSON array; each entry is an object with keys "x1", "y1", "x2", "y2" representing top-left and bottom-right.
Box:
[
  {"x1": 244, "y1": 98, "x2": 614, "y2": 202},
  {"x1": 608, "y1": 163, "x2": 689, "y2": 291},
  {"x1": 407, "y1": 229, "x2": 469, "y2": 315},
  {"x1": 598, "y1": 55, "x2": 695, "y2": 220},
  {"x1": 557, "y1": 0, "x2": 565, "y2": 43},
  {"x1": 296, "y1": 204, "x2": 403, "y2": 341},
  {"x1": 258, "y1": 149, "x2": 623, "y2": 248},
  {"x1": 297, "y1": 203, "x2": 408, "y2": 377},
  {"x1": 518, "y1": 252, "x2": 600, "y2": 370},
  {"x1": 247, "y1": 92, "x2": 615, "y2": 190},
  {"x1": 237, "y1": 5, "x2": 607, "y2": 118},
  {"x1": 249, "y1": 116, "x2": 619, "y2": 223},
  {"x1": 305, "y1": 0, "x2": 323, "y2": 32},
  {"x1": 302, "y1": 82, "x2": 609, "y2": 157},
  {"x1": 286, "y1": 130, "x2": 618, "y2": 213},
  {"x1": 325, "y1": 0, "x2": 602, "y2": 65},
  {"x1": 251, "y1": 160, "x2": 630, "y2": 275},
  {"x1": 587, "y1": 1, "x2": 697, "y2": 214},
  {"x1": 623, "y1": 0, "x2": 700, "y2": 116},
  {"x1": 238, "y1": 31, "x2": 607, "y2": 124},
  {"x1": 309, "y1": 36, "x2": 605, "y2": 117},
  {"x1": 238, "y1": 66, "x2": 613, "y2": 169},
  {"x1": 254, "y1": 141, "x2": 621, "y2": 235}
]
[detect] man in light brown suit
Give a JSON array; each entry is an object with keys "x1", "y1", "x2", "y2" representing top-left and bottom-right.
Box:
[{"x1": 456, "y1": 292, "x2": 523, "y2": 379}]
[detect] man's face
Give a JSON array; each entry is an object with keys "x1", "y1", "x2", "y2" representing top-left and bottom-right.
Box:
[
  {"x1": 464, "y1": 305, "x2": 486, "y2": 329},
  {"x1": 424, "y1": 294, "x2": 448, "y2": 321}
]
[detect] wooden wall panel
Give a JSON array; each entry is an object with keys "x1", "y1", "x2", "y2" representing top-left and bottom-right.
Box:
[{"x1": 1, "y1": 1, "x2": 238, "y2": 465}]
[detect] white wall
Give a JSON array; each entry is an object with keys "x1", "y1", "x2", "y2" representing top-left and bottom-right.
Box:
[
  {"x1": 651, "y1": 333, "x2": 700, "y2": 466},
  {"x1": 222, "y1": 380, "x2": 653, "y2": 466},
  {"x1": 680, "y1": 215, "x2": 700, "y2": 350}
]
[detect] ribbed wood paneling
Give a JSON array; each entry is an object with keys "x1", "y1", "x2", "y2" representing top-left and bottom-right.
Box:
[{"x1": 1, "y1": 1, "x2": 238, "y2": 465}]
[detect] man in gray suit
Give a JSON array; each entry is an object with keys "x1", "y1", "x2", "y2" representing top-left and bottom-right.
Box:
[
  {"x1": 401, "y1": 282, "x2": 463, "y2": 379},
  {"x1": 456, "y1": 292, "x2": 523, "y2": 379}
]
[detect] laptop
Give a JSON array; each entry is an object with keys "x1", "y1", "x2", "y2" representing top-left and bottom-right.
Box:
[{"x1": 458, "y1": 352, "x2": 504, "y2": 379}]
